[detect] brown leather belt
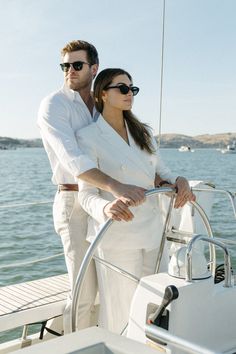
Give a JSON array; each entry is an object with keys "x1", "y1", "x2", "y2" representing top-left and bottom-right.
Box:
[{"x1": 58, "y1": 184, "x2": 79, "y2": 192}]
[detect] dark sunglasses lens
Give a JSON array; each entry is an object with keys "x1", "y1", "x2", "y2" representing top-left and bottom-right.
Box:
[
  {"x1": 60, "y1": 63, "x2": 70, "y2": 72},
  {"x1": 119, "y1": 85, "x2": 129, "y2": 94},
  {"x1": 60, "y1": 62, "x2": 83, "y2": 72},
  {"x1": 72, "y1": 61, "x2": 83, "y2": 71},
  {"x1": 131, "y1": 87, "x2": 139, "y2": 96}
]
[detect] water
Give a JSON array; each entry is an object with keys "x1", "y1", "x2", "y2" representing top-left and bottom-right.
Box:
[
  {"x1": 0, "y1": 148, "x2": 67, "y2": 287},
  {"x1": 0, "y1": 147, "x2": 236, "y2": 343}
]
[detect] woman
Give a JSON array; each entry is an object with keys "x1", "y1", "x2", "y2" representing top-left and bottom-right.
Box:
[{"x1": 77, "y1": 68, "x2": 194, "y2": 333}]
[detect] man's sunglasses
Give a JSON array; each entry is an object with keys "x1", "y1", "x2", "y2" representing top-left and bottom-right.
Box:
[
  {"x1": 105, "y1": 84, "x2": 139, "y2": 96},
  {"x1": 60, "y1": 61, "x2": 91, "y2": 72}
]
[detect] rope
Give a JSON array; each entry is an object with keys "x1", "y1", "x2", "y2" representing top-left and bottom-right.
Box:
[
  {"x1": 0, "y1": 252, "x2": 64, "y2": 270},
  {"x1": 157, "y1": 0, "x2": 166, "y2": 147},
  {"x1": 0, "y1": 200, "x2": 53, "y2": 209}
]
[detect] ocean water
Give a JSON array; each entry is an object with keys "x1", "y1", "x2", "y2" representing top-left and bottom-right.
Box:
[
  {"x1": 0, "y1": 148, "x2": 66, "y2": 288},
  {"x1": 0, "y1": 147, "x2": 236, "y2": 343}
]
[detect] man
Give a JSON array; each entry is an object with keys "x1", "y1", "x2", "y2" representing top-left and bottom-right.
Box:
[
  {"x1": 37, "y1": 40, "x2": 147, "y2": 333},
  {"x1": 38, "y1": 39, "x2": 194, "y2": 334}
]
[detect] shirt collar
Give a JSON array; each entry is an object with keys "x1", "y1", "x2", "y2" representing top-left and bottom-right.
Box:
[
  {"x1": 62, "y1": 84, "x2": 99, "y2": 120},
  {"x1": 62, "y1": 84, "x2": 83, "y2": 103}
]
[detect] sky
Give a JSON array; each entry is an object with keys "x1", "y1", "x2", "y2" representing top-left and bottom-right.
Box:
[{"x1": 0, "y1": 0, "x2": 235, "y2": 139}]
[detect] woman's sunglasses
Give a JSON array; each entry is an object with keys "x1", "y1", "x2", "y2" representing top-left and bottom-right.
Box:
[
  {"x1": 105, "y1": 84, "x2": 139, "y2": 96},
  {"x1": 60, "y1": 61, "x2": 91, "y2": 72}
]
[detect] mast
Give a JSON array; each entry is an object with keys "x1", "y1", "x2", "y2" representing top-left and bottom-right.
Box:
[{"x1": 157, "y1": 0, "x2": 166, "y2": 147}]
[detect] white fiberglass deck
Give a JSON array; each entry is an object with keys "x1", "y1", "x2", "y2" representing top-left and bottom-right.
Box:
[
  {"x1": 0, "y1": 274, "x2": 69, "y2": 332},
  {"x1": 12, "y1": 327, "x2": 159, "y2": 354}
]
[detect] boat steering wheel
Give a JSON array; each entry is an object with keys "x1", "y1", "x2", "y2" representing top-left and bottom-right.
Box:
[{"x1": 70, "y1": 187, "x2": 215, "y2": 332}]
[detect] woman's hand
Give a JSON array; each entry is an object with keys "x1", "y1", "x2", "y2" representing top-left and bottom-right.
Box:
[
  {"x1": 104, "y1": 199, "x2": 134, "y2": 222},
  {"x1": 174, "y1": 177, "x2": 196, "y2": 208}
]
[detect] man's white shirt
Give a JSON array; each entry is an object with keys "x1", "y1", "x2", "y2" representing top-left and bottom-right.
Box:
[{"x1": 38, "y1": 84, "x2": 99, "y2": 184}]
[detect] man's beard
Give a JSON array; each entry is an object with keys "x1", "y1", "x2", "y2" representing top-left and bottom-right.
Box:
[
  {"x1": 66, "y1": 77, "x2": 90, "y2": 91},
  {"x1": 67, "y1": 78, "x2": 80, "y2": 91}
]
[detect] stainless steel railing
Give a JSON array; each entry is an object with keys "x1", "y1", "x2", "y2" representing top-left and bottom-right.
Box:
[
  {"x1": 186, "y1": 235, "x2": 232, "y2": 286},
  {"x1": 145, "y1": 323, "x2": 221, "y2": 354}
]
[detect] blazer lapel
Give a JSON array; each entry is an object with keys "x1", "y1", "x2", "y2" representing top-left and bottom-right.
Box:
[{"x1": 96, "y1": 115, "x2": 155, "y2": 179}]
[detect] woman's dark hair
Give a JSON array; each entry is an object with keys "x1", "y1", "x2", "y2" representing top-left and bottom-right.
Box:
[{"x1": 94, "y1": 68, "x2": 155, "y2": 154}]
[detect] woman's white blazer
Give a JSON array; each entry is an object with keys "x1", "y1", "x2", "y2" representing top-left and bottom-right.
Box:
[{"x1": 76, "y1": 115, "x2": 177, "y2": 250}]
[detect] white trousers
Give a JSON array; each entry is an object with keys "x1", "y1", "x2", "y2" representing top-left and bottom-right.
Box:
[
  {"x1": 95, "y1": 247, "x2": 158, "y2": 334},
  {"x1": 53, "y1": 190, "x2": 97, "y2": 332}
]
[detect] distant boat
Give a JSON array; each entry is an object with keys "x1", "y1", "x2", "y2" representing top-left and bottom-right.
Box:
[
  {"x1": 0, "y1": 146, "x2": 16, "y2": 150},
  {"x1": 178, "y1": 145, "x2": 194, "y2": 152},
  {"x1": 221, "y1": 141, "x2": 236, "y2": 154}
]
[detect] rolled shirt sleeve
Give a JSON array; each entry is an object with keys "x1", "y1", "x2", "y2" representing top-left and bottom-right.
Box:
[
  {"x1": 77, "y1": 132, "x2": 111, "y2": 224},
  {"x1": 37, "y1": 91, "x2": 96, "y2": 180}
]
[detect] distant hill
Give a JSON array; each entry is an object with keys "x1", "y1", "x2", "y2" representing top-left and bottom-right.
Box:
[
  {"x1": 1, "y1": 132, "x2": 236, "y2": 150},
  {"x1": 157, "y1": 132, "x2": 236, "y2": 148},
  {"x1": 0, "y1": 137, "x2": 43, "y2": 149}
]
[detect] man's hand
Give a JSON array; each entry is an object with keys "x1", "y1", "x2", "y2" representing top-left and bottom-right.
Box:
[
  {"x1": 104, "y1": 199, "x2": 134, "y2": 221},
  {"x1": 109, "y1": 181, "x2": 146, "y2": 207},
  {"x1": 154, "y1": 174, "x2": 162, "y2": 188},
  {"x1": 78, "y1": 169, "x2": 146, "y2": 207},
  {"x1": 174, "y1": 177, "x2": 196, "y2": 208}
]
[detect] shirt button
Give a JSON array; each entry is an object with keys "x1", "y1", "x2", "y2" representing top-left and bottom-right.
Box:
[{"x1": 120, "y1": 164, "x2": 126, "y2": 171}]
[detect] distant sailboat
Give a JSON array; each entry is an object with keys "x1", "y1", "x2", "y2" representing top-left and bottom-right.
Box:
[
  {"x1": 221, "y1": 141, "x2": 236, "y2": 154},
  {"x1": 178, "y1": 145, "x2": 194, "y2": 152}
]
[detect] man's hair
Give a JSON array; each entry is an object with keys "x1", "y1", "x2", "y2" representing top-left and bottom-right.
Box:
[{"x1": 61, "y1": 40, "x2": 99, "y2": 65}]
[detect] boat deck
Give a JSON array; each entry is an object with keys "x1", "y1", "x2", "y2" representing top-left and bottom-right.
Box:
[
  {"x1": 0, "y1": 274, "x2": 69, "y2": 332},
  {"x1": 12, "y1": 327, "x2": 159, "y2": 354}
]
